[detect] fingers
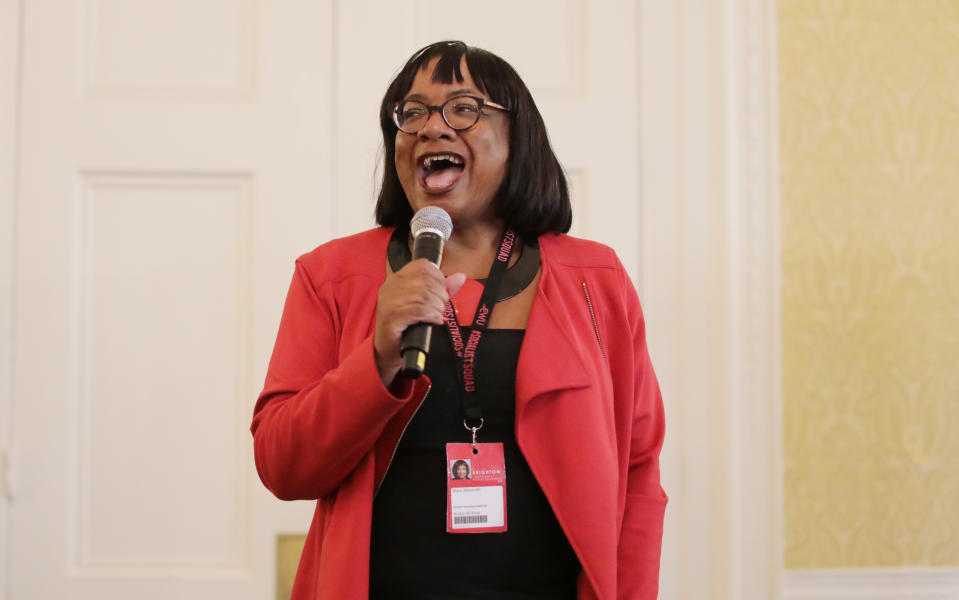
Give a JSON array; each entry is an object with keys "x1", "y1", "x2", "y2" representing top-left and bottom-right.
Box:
[
  {"x1": 374, "y1": 259, "x2": 451, "y2": 373},
  {"x1": 392, "y1": 259, "x2": 450, "y2": 314}
]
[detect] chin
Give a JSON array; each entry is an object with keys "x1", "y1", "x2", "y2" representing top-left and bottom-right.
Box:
[{"x1": 411, "y1": 193, "x2": 458, "y2": 214}]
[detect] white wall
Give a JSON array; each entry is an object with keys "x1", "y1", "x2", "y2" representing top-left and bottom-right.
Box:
[{"x1": 1, "y1": 1, "x2": 782, "y2": 598}]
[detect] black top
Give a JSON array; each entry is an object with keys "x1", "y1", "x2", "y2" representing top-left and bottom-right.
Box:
[{"x1": 370, "y1": 328, "x2": 581, "y2": 599}]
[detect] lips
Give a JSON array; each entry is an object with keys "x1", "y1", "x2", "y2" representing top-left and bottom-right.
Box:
[{"x1": 417, "y1": 152, "x2": 466, "y2": 192}]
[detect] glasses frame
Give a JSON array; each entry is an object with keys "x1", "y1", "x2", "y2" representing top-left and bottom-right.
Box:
[{"x1": 392, "y1": 95, "x2": 509, "y2": 134}]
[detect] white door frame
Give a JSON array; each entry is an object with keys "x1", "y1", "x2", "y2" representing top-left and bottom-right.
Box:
[
  {"x1": 639, "y1": 1, "x2": 782, "y2": 599},
  {"x1": 1, "y1": 0, "x2": 22, "y2": 596}
]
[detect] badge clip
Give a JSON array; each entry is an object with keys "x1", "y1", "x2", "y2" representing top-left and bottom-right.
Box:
[{"x1": 463, "y1": 418, "x2": 484, "y2": 453}]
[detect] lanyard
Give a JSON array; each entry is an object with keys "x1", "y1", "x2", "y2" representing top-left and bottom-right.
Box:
[{"x1": 441, "y1": 229, "x2": 517, "y2": 441}]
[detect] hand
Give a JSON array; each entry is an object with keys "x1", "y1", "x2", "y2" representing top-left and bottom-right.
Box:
[{"x1": 374, "y1": 259, "x2": 466, "y2": 386}]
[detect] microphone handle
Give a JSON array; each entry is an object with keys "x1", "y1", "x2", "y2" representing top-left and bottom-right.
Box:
[
  {"x1": 399, "y1": 232, "x2": 445, "y2": 378},
  {"x1": 400, "y1": 325, "x2": 432, "y2": 377}
]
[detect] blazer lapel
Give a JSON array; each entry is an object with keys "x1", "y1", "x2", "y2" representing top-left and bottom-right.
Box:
[{"x1": 515, "y1": 283, "x2": 591, "y2": 415}]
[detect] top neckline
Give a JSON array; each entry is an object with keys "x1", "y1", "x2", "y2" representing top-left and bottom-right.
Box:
[{"x1": 387, "y1": 226, "x2": 540, "y2": 303}]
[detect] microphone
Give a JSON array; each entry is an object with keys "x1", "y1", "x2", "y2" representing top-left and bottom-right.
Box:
[{"x1": 400, "y1": 206, "x2": 453, "y2": 378}]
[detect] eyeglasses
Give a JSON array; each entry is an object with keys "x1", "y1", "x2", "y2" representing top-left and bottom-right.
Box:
[{"x1": 392, "y1": 95, "x2": 508, "y2": 134}]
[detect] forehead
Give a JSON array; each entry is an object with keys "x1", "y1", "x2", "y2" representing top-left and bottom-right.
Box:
[{"x1": 404, "y1": 56, "x2": 481, "y2": 99}]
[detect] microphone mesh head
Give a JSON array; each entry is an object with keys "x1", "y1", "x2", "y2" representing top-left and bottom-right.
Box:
[{"x1": 410, "y1": 206, "x2": 453, "y2": 241}]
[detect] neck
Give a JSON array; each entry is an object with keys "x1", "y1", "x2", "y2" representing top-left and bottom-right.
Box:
[{"x1": 436, "y1": 219, "x2": 508, "y2": 279}]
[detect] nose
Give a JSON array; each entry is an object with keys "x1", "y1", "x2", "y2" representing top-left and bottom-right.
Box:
[{"x1": 417, "y1": 108, "x2": 455, "y2": 141}]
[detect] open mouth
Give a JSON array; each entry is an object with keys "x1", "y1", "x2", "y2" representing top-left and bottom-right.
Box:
[{"x1": 418, "y1": 153, "x2": 465, "y2": 192}]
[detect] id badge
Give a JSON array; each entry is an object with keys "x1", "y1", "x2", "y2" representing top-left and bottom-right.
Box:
[{"x1": 445, "y1": 443, "x2": 507, "y2": 533}]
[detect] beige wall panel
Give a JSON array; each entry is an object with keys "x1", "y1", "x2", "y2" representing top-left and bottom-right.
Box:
[{"x1": 275, "y1": 534, "x2": 305, "y2": 600}]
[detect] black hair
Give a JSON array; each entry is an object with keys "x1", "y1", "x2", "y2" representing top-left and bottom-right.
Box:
[
  {"x1": 375, "y1": 40, "x2": 571, "y2": 239},
  {"x1": 451, "y1": 459, "x2": 470, "y2": 479}
]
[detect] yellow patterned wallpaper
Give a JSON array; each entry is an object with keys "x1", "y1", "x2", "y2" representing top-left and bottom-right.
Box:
[{"x1": 780, "y1": 0, "x2": 959, "y2": 567}]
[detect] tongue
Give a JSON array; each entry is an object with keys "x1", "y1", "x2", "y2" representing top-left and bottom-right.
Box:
[{"x1": 424, "y1": 167, "x2": 462, "y2": 190}]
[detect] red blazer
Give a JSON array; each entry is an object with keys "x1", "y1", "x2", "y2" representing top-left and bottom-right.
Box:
[{"x1": 252, "y1": 227, "x2": 666, "y2": 599}]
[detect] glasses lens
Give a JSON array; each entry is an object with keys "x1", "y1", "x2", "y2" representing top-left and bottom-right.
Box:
[
  {"x1": 395, "y1": 101, "x2": 428, "y2": 132},
  {"x1": 443, "y1": 96, "x2": 481, "y2": 130}
]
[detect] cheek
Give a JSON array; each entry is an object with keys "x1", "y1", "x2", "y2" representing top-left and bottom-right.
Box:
[
  {"x1": 394, "y1": 137, "x2": 415, "y2": 182},
  {"x1": 487, "y1": 128, "x2": 510, "y2": 178},
  {"x1": 474, "y1": 140, "x2": 508, "y2": 177},
  {"x1": 488, "y1": 147, "x2": 509, "y2": 186},
  {"x1": 394, "y1": 135, "x2": 409, "y2": 165}
]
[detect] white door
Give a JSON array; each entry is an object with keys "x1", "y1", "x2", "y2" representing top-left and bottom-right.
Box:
[
  {"x1": 11, "y1": 1, "x2": 331, "y2": 597},
  {"x1": 10, "y1": 1, "x2": 663, "y2": 598}
]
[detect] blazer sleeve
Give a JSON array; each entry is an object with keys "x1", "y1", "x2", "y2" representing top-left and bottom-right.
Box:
[
  {"x1": 250, "y1": 259, "x2": 419, "y2": 501},
  {"x1": 617, "y1": 265, "x2": 668, "y2": 599}
]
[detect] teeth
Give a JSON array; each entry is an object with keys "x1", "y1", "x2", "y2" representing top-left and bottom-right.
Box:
[{"x1": 423, "y1": 154, "x2": 464, "y2": 169}]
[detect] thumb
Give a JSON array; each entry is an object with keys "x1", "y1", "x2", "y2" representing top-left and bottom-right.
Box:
[{"x1": 445, "y1": 272, "x2": 467, "y2": 297}]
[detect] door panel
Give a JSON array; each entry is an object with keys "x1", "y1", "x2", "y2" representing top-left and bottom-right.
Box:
[{"x1": 12, "y1": 1, "x2": 330, "y2": 597}]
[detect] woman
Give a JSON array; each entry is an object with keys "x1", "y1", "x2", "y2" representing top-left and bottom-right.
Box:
[
  {"x1": 451, "y1": 459, "x2": 471, "y2": 480},
  {"x1": 252, "y1": 41, "x2": 666, "y2": 599}
]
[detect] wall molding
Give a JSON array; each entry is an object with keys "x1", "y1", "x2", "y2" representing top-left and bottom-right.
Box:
[
  {"x1": 782, "y1": 569, "x2": 959, "y2": 599},
  {"x1": 0, "y1": 0, "x2": 22, "y2": 596},
  {"x1": 639, "y1": 0, "x2": 781, "y2": 598},
  {"x1": 723, "y1": 0, "x2": 783, "y2": 598}
]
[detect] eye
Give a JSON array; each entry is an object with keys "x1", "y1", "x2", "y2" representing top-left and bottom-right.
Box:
[
  {"x1": 401, "y1": 103, "x2": 427, "y2": 120},
  {"x1": 450, "y1": 99, "x2": 479, "y2": 114}
]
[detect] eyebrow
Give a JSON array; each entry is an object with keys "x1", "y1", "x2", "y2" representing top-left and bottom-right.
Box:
[{"x1": 402, "y1": 88, "x2": 480, "y2": 102}]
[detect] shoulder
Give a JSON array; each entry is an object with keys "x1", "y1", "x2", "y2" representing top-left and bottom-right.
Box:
[
  {"x1": 537, "y1": 232, "x2": 622, "y2": 272},
  {"x1": 537, "y1": 233, "x2": 636, "y2": 313},
  {"x1": 294, "y1": 227, "x2": 393, "y2": 287}
]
